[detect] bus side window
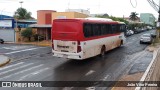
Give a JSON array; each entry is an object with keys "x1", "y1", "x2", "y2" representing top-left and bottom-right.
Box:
[
  {"x1": 117, "y1": 24, "x2": 120, "y2": 33},
  {"x1": 83, "y1": 23, "x2": 92, "y2": 37},
  {"x1": 112, "y1": 25, "x2": 117, "y2": 34},
  {"x1": 107, "y1": 24, "x2": 112, "y2": 34},
  {"x1": 97, "y1": 24, "x2": 101, "y2": 36},
  {"x1": 92, "y1": 24, "x2": 98, "y2": 36},
  {"x1": 101, "y1": 24, "x2": 106, "y2": 35}
]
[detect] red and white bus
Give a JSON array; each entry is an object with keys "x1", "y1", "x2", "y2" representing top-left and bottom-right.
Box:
[{"x1": 52, "y1": 18, "x2": 126, "y2": 60}]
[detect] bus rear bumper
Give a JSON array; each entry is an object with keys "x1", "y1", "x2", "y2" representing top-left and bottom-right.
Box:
[{"x1": 52, "y1": 50, "x2": 83, "y2": 60}]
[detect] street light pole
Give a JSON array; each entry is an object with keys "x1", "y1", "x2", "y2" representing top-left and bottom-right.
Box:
[
  {"x1": 19, "y1": 1, "x2": 23, "y2": 44},
  {"x1": 19, "y1": 1, "x2": 23, "y2": 8}
]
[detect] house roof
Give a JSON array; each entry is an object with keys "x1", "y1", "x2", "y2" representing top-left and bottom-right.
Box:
[
  {"x1": 17, "y1": 20, "x2": 37, "y2": 23},
  {"x1": 29, "y1": 24, "x2": 52, "y2": 28}
]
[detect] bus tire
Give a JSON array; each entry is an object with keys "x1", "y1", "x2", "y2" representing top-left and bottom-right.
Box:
[
  {"x1": 100, "y1": 45, "x2": 106, "y2": 57},
  {"x1": 119, "y1": 40, "x2": 123, "y2": 47}
]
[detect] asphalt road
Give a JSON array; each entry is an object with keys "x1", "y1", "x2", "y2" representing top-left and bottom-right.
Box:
[{"x1": 0, "y1": 30, "x2": 155, "y2": 90}]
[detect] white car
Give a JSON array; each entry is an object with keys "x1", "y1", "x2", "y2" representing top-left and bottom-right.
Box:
[
  {"x1": 129, "y1": 30, "x2": 134, "y2": 35},
  {"x1": 140, "y1": 34, "x2": 152, "y2": 44},
  {"x1": 126, "y1": 30, "x2": 134, "y2": 36}
]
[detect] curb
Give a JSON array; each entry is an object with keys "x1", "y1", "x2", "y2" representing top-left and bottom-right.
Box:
[
  {"x1": 0, "y1": 55, "x2": 11, "y2": 67},
  {"x1": 135, "y1": 48, "x2": 160, "y2": 90}
]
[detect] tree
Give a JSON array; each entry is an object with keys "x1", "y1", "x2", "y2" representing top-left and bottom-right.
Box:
[
  {"x1": 21, "y1": 28, "x2": 33, "y2": 41},
  {"x1": 129, "y1": 12, "x2": 139, "y2": 21},
  {"x1": 96, "y1": 15, "x2": 129, "y2": 24},
  {"x1": 13, "y1": 7, "x2": 33, "y2": 19}
]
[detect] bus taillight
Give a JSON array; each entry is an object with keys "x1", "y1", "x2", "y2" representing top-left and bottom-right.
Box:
[
  {"x1": 77, "y1": 46, "x2": 81, "y2": 53},
  {"x1": 77, "y1": 41, "x2": 81, "y2": 53},
  {"x1": 52, "y1": 43, "x2": 54, "y2": 50}
]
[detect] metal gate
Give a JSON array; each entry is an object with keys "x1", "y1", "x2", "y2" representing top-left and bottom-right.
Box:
[{"x1": 0, "y1": 29, "x2": 15, "y2": 42}]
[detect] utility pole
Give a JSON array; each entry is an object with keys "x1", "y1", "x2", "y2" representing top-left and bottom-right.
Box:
[
  {"x1": 19, "y1": 1, "x2": 23, "y2": 43},
  {"x1": 157, "y1": 0, "x2": 160, "y2": 39}
]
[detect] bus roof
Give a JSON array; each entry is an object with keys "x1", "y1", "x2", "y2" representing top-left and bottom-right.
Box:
[{"x1": 53, "y1": 18, "x2": 125, "y2": 24}]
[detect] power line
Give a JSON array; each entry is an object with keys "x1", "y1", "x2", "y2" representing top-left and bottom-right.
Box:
[
  {"x1": 147, "y1": 0, "x2": 159, "y2": 12},
  {"x1": 130, "y1": 0, "x2": 137, "y2": 8}
]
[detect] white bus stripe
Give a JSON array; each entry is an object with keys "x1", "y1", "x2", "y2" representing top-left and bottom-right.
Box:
[
  {"x1": 0, "y1": 64, "x2": 43, "y2": 80},
  {"x1": 0, "y1": 62, "x2": 24, "y2": 71},
  {"x1": 0, "y1": 63, "x2": 34, "y2": 76},
  {"x1": 4, "y1": 47, "x2": 45, "y2": 55}
]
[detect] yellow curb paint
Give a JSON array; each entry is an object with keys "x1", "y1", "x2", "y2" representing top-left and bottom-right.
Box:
[{"x1": 0, "y1": 59, "x2": 11, "y2": 67}]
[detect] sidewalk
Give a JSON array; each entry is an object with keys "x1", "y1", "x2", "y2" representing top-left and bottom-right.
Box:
[
  {"x1": 0, "y1": 55, "x2": 10, "y2": 67},
  {"x1": 5, "y1": 40, "x2": 52, "y2": 47}
]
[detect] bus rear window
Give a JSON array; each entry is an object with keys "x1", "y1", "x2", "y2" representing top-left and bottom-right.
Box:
[{"x1": 53, "y1": 21, "x2": 79, "y2": 32}]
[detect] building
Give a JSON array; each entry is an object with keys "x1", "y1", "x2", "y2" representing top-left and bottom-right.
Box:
[
  {"x1": 52, "y1": 12, "x2": 89, "y2": 20},
  {"x1": 0, "y1": 18, "x2": 15, "y2": 42},
  {"x1": 29, "y1": 10, "x2": 56, "y2": 40},
  {"x1": 140, "y1": 13, "x2": 156, "y2": 26},
  {"x1": 65, "y1": 9, "x2": 90, "y2": 15},
  {"x1": 0, "y1": 15, "x2": 36, "y2": 42},
  {"x1": 0, "y1": 15, "x2": 13, "y2": 20},
  {"x1": 123, "y1": 17, "x2": 140, "y2": 23}
]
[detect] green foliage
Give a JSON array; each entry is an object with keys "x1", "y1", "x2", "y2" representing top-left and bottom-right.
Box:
[
  {"x1": 96, "y1": 15, "x2": 129, "y2": 24},
  {"x1": 21, "y1": 28, "x2": 33, "y2": 41},
  {"x1": 14, "y1": 7, "x2": 33, "y2": 19},
  {"x1": 33, "y1": 34, "x2": 45, "y2": 41},
  {"x1": 129, "y1": 12, "x2": 139, "y2": 21}
]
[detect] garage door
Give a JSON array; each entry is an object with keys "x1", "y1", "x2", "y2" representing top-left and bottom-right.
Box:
[{"x1": 0, "y1": 29, "x2": 15, "y2": 42}]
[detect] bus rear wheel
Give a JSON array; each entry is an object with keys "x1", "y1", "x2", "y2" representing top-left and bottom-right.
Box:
[
  {"x1": 100, "y1": 45, "x2": 106, "y2": 57},
  {"x1": 119, "y1": 40, "x2": 123, "y2": 47}
]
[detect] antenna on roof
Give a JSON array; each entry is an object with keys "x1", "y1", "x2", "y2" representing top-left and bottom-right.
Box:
[{"x1": 68, "y1": 1, "x2": 70, "y2": 9}]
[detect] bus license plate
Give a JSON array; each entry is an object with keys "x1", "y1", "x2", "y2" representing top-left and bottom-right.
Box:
[{"x1": 63, "y1": 54, "x2": 68, "y2": 58}]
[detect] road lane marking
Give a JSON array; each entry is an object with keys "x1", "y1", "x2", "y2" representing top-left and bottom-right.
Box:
[
  {"x1": 85, "y1": 70, "x2": 95, "y2": 76},
  {"x1": 2, "y1": 46, "x2": 34, "y2": 50},
  {"x1": 0, "y1": 64, "x2": 43, "y2": 80},
  {"x1": 18, "y1": 67, "x2": 49, "y2": 81},
  {"x1": 0, "y1": 63, "x2": 34, "y2": 76},
  {"x1": 4, "y1": 47, "x2": 46, "y2": 55},
  {"x1": 63, "y1": 87, "x2": 74, "y2": 90},
  {"x1": 100, "y1": 75, "x2": 110, "y2": 81},
  {"x1": 86, "y1": 87, "x2": 95, "y2": 90},
  {"x1": 0, "y1": 62, "x2": 24, "y2": 71}
]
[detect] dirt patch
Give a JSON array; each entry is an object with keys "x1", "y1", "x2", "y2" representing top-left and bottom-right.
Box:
[
  {"x1": 146, "y1": 46, "x2": 156, "y2": 52},
  {"x1": 111, "y1": 73, "x2": 144, "y2": 90}
]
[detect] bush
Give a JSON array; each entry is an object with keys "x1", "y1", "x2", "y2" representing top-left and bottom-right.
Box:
[
  {"x1": 21, "y1": 28, "x2": 33, "y2": 41},
  {"x1": 33, "y1": 34, "x2": 45, "y2": 41}
]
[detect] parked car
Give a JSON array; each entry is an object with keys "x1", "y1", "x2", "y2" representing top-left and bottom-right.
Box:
[
  {"x1": 0, "y1": 38, "x2": 4, "y2": 44},
  {"x1": 140, "y1": 34, "x2": 153, "y2": 44},
  {"x1": 151, "y1": 32, "x2": 156, "y2": 38},
  {"x1": 125, "y1": 30, "x2": 134, "y2": 36},
  {"x1": 129, "y1": 30, "x2": 134, "y2": 35}
]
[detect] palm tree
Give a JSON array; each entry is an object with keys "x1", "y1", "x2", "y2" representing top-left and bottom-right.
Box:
[
  {"x1": 129, "y1": 12, "x2": 139, "y2": 21},
  {"x1": 13, "y1": 7, "x2": 33, "y2": 19}
]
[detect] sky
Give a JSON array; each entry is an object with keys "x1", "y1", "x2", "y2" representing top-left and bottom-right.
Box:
[{"x1": 0, "y1": 0, "x2": 159, "y2": 19}]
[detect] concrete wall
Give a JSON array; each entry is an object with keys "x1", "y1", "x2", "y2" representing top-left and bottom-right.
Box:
[
  {"x1": 15, "y1": 28, "x2": 37, "y2": 42},
  {"x1": 52, "y1": 12, "x2": 88, "y2": 20},
  {"x1": 135, "y1": 48, "x2": 160, "y2": 90},
  {"x1": 37, "y1": 10, "x2": 56, "y2": 25}
]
